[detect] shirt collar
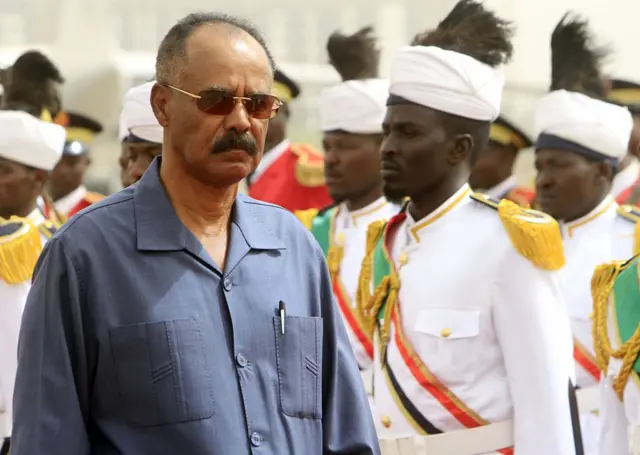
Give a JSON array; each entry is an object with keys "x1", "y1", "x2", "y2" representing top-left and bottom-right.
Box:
[
  {"x1": 134, "y1": 157, "x2": 286, "y2": 253},
  {"x1": 249, "y1": 139, "x2": 290, "y2": 184},
  {"x1": 561, "y1": 194, "x2": 616, "y2": 238}
]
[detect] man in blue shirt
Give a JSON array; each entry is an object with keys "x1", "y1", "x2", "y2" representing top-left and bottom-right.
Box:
[{"x1": 11, "y1": 12, "x2": 379, "y2": 455}]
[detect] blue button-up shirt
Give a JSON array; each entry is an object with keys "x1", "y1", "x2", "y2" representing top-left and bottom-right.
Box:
[{"x1": 11, "y1": 158, "x2": 379, "y2": 455}]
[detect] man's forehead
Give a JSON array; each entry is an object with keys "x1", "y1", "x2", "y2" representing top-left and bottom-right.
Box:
[
  {"x1": 385, "y1": 104, "x2": 431, "y2": 124},
  {"x1": 182, "y1": 24, "x2": 272, "y2": 91}
]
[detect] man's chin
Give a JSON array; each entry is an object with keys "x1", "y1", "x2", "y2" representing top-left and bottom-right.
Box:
[{"x1": 383, "y1": 185, "x2": 407, "y2": 203}]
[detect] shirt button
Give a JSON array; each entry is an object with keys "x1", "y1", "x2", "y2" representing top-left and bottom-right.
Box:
[
  {"x1": 223, "y1": 278, "x2": 233, "y2": 291},
  {"x1": 250, "y1": 431, "x2": 263, "y2": 447},
  {"x1": 236, "y1": 353, "x2": 247, "y2": 367},
  {"x1": 440, "y1": 327, "x2": 452, "y2": 338}
]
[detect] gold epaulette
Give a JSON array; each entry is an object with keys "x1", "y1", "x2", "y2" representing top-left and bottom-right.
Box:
[
  {"x1": 84, "y1": 191, "x2": 105, "y2": 205},
  {"x1": 294, "y1": 208, "x2": 319, "y2": 230},
  {"x1": 470, "y1": 192, "x2": 565, "y2": 270},
  {"x1": 0, "y1": 217, "x2": 43, "y2": 284},
  {"x1": 617, "y1": 205, "x2": 640, "y2": 255},
  {"x1": 291, "y1": 143, "x2": 326, "y2": 188}
]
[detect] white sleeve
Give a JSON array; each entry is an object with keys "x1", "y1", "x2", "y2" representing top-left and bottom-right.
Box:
[
  {"x1": 0, "y1": 279, "x2": 30, "y2": 438},
  {"x1": 599, "y1": 375, "x2": 630, "y2": 455},
  {"x1": 492, "y1": 250, "x2": 576, "y2": 455}
]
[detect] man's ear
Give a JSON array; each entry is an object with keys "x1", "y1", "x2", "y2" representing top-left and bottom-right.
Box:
[
  {"x1": 448, "y1": 134, "x2": 474, "y2": 166},
  {"x1": 596, "y1": 161, "x2": 615, "y2": 182},
  {"x1": 150, "y1": 83, "x2": 170, "y2": 127}
]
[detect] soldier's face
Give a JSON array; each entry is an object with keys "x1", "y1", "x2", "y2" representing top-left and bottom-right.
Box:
[
  {"x1": 322, "y1": 131, "x2": 382, "y2": 204},
  {"x1": 380, "y1": 104, "x2": 458, "y2": 202},
  {"x1": 535, "y1": 148, "x2": 611, "y2": 222},
  {"x1": 0, "y1": 158, "x2": 42, "y2": 218},
  {"x1": 124, "y1": 141, "x2": 163, "y2": 184}
]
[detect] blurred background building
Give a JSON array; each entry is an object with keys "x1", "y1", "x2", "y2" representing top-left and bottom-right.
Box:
[{"x1": 1, "y1": 0, "x2": 639, "y2": 192}]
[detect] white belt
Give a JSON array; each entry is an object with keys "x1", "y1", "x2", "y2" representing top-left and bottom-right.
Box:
[
  {"x1": 379, "y1": 420, "x2": 513, "y2": 455},
  {"x1": 576, "y1": 385, "x2": 600, "y2": 414},
  {"x1": 631, "y1": 425, "x2": 640, "y2": 455}
]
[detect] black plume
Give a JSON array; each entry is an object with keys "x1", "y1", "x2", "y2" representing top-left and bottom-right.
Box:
[
  {"x1": 550, "y1": 13, "x2": 610, "y2": 97},
  {"x1": 327, "y1": 26, "x2": 380, "y2": 81},
  {"x1": 412, "y1": 0, "x2": 514, "y2": 67}
]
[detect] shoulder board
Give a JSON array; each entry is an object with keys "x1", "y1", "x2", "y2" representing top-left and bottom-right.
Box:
[
  {"x1": 470, "y1": 192, "x2": 500, "y2": 209},
  {"x1": 617, "y1": 204, "x2": 640, "y2": 223},
  {"x1": 291, "y1": 143, "x2": 326, "y2": 188},
  {"x1": 0, "y1": 217, "x2": 43, "y2": 284},
  {"x1": 84, "y1": 191, "x2": 105, "y2": 205},
  {"x1": 472, "y1": 193, "x2": 565, "y2": 271}
]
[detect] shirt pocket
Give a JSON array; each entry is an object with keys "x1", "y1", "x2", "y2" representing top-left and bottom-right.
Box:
[
  {"x1": 273, "y1": 316, "x2": 323, "y2": 419},
  {"x1": 414, "y1": 308, "x2": 481, "y2": 379},
  {"x1": 109, "y1": 318, "x2": 214, "y2": 427}
]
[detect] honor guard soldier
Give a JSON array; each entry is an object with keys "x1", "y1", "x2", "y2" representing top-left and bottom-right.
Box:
[
  {"x1": 248, "y1": 69, "x2": 333, "y2": 211},
  {"x1": 469, "y1": 115, "x2": 534, "y2": 206},
  {"x1": 47, "y1": 111, "x2": 105, "y2": 219},
  {"x1": 607, "y1": 79, "x2": 640, "y2": 204},
  {"x1": 534, "y1": 15, "x2": 638, "y2": 455},
  {"x1": 592, "y1": 256, "x2": 640, "y2": 455},
  {"x1": 295, "y1": 26, "x2": 400, "y2": 404},
  {"x1": 118, "y1": 81, "x2": 164, "y2": 187},
  {"x1": 356, "y1": 2, "x2": 578, "y2": 454},
  {"x1": 0, "y1": 110, "x2": 66, "y2": 455}
]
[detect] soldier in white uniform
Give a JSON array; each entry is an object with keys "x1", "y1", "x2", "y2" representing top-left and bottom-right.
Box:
[
  {"x1": 0, "y1": 110, "x2": 66, "y2": 455},
  {"x1": 533, "y1": 16, "x2": 637, "y2": 455},
  {"x1": 355, "y1": 1, "x2": 578, "y2": 454},
  {"x1": 592, "y1": 255, "x2": 640, "y2": 455},
  {"x1": 295, "y1": 27, "x2": 399, "y2": 403}
]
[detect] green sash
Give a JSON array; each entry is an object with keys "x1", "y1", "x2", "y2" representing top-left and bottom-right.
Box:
[
  {"x1": 612, "y1": 257, "x2": 640, "y2": 372},
  {"x1": 310, "y1": 208, "x2": 335, "y2": 257}
]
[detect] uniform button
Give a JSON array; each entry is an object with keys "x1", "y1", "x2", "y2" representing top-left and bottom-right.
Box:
[
  {"x1": 336, "y1": 232, "x2": 346, "y2": 245},
  {"x1": 223, "y1": 278, "x2": 233, "y2": 291},
  {"x1": 236, "y1": 353, "x2": 247, "y2": 367},
  {"x1": 440, "y1": 327, "x2": 452, "y2": 338},
  {"x1": 588, "y1": 312, "x2": 594, "y2": 320},
  {"x1": 250, "y1": 431, "x2": 263, "y2": 447},
  {"x1": 381, "y1": 415, "x2": 392, "y2": 428}
]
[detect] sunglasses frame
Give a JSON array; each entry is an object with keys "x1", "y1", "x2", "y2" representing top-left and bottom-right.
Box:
[{"x1": 163, "y1": 84, "x2": 282, "y2": 119}]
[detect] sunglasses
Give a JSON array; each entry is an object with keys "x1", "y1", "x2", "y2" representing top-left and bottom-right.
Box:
[{"x1": 164, "y1": 84, "x2": 282, "y2": 120}]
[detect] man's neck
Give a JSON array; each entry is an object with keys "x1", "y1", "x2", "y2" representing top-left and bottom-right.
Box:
[
  {"x1": 408, "y1": 176, "x2": 467, "y2": 222},
  {"x1": 160, "y1": 160, "x2": 237, "y2": 238},
  {"x1": 345, "y1": 185, "x2": 384, "y2": 212},
  {"x1": 0, "y1": 201, "x2": 38, "y2": 220}
]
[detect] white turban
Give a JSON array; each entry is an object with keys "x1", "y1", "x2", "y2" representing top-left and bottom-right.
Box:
[
  {"x1": 0, "y1": 111, "x2": 65, "y2": 171},
  {"x1": 389, "y1": 45, "x2": 504, "y2": 121},
  {"x1": 535, "y1": 90, "x2": 633, "y2": 163},
  {"x1": 319, "y1": 79, "x2": 389, "y2": 134},
  {"x1": 120, "y1": 81, "x2": 163, "y2": 144}
]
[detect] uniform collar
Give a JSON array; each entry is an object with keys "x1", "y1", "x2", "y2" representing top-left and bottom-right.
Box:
[
  {"x1": 406, "y1": 184, "x2": 471, "y2": 243},
  {"x1": 54, "y1": 185, "x2": 87, "y2": 215},
  {"x1": 483, "y1": 175, "x2": 517, "y2": 199},
  {"x1": 249, "y1": 139, "x2": 291, "y2": 184},
  {"x1": 134, "y1": 157, "x2": 286, "y2": 257},
  {"x1": 336, "y1": 197, "x2": 390, "y2": 229},
  {"x1": 561, "y1": 194, "x2": 616, "y2": 238},
  {"x1": 26, "y1": 208, "x2": 46, "y2": 226}
]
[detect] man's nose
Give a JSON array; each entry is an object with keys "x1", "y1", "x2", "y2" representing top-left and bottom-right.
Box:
[{"x1": 223, "y1": 99, "x2": 252, "y2": 134}]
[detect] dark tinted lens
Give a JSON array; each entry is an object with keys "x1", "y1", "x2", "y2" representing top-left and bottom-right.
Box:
[
  {"x1": 246, "y1": 94, "x2": 280, "y2": 119},
  {"x1": 197, "y1": 89, "x2": 234, "y2": 114}
]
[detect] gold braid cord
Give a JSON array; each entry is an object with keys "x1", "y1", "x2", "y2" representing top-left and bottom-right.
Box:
[
  {"x1": 355, "y1": 219, "x2": 387, "y2": 331},
  {"x1": 326, "y1": 244, "x2": 344, "y2": 278},
  {"x1": 591, "y1": 260, "x2": 640, "y2": 400}
]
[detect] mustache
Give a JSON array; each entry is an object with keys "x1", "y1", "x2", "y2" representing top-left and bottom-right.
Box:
[{"x1": 212, "y1": 132, "x2": 258, "y2": 156}]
